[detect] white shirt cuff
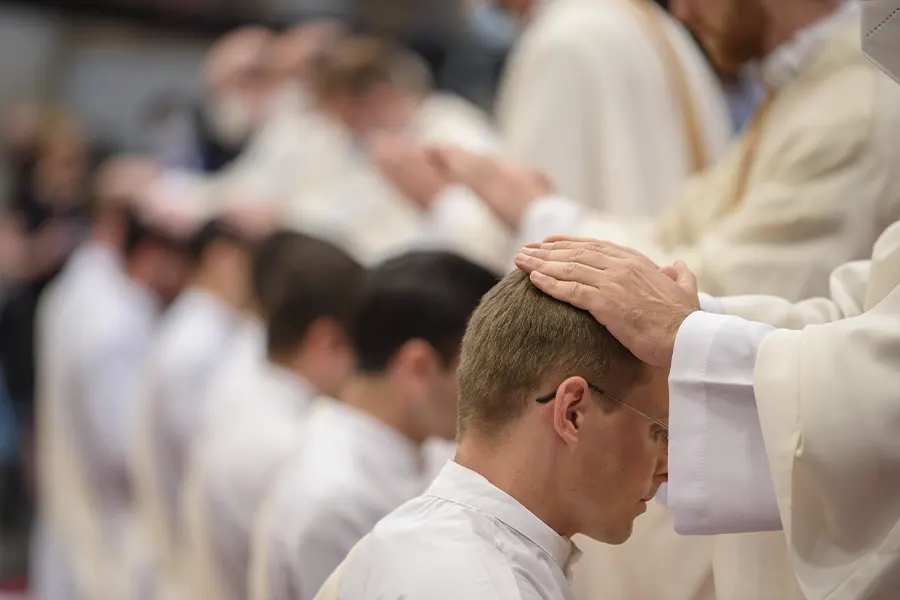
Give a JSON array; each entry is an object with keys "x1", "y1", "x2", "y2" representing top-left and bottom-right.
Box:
[
  {"x1": 667, "y1": 311, "x2": 783, "y2": 535},
  {"x1": 517, "y1": 195, "x2": 583, "y2": 244},
  {"x1": 698, "y1": 293, "x2": 725, "y2": 314}
]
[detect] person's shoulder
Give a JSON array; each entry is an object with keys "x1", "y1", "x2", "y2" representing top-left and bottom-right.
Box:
[
  {"x1": 343, "y1": 504, "x2": 528, "y2": 599},
  {"x1": 526, "y1": 0, "x2": 638, "y2": 49},
  {"x1": 154, "y1": 295, "x2": 236, "y2": 376}
]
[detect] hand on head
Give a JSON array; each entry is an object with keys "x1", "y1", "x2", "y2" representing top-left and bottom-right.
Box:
[
  {"x1": 428, "y1": 146, "x2": 552, "y2": 226},
  {"x1": 515, "y1": 237, "x2": 700, "y2": 367}
]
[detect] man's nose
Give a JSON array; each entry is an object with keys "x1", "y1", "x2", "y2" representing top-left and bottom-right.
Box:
[{"x1": 657, "y1": 449, "x2": 669, "y2": 481}]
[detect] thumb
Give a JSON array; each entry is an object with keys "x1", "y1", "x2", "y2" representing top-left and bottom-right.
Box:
[
  {"x1": 660, "y1": 265, "x2": 679, "y2": 282},
  {"x1": 671, "y1": 260, "x2": 699, "y2": 295}
]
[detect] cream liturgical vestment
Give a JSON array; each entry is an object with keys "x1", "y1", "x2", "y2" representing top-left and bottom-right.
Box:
[
  {"x1": 667, "y1": 219, "x2": 900, "y2": 600},
  {"x1": 283, "y1": 93, "x2": 512, "y2": 274},
  {"x1": 520, "y1": 2, "x2": 900, "y2": 301},
  {"x1": 519, "y1": 4, "x2": 900, "y2": 600},
  {"x1": 665, "y1": 7, "x2": 900, "y2": 597},
  {"x1": 212, "y1": 92, "x2": 350, "y2": 206},
  {"x1": 497, "y1": 0, "x2": 732, "y2": 218}
]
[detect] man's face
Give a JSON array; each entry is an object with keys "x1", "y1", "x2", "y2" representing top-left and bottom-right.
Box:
[
  {"x1": 152, "y1": 245, "x2": 196, "y2": 306},
  {"x1": 569, "y1": 369, "x2": 669, "y2": 544},
  {"x1": 671, "y1": 0, "x2": 768, "y2": 70},
  {"x1": 344, "y1": 84, "x2": 411, "y2": 139}
]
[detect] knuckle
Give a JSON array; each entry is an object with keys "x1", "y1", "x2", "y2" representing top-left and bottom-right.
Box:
[{"x1": 568, "y1": 281, "x2": 582, "y2": 300}]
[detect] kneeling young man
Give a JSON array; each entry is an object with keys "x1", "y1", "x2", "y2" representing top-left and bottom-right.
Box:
[
  {"x1": 320, "y1": 269, "x2": 669, "y2": 599},
  {"x1": 250, "y1": 251, "x2": 499, "y2": 600}
]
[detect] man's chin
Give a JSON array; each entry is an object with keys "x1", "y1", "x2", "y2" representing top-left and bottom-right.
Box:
[{"x1": 586, "y1": 520, "x2": 635, "y2": 546}]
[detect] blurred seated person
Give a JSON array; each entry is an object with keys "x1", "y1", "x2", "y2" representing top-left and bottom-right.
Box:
[
  {"x1": 315, "y1": 269, "x2": 669, "y2": 600},
  {"x1": 32, "y1": 154, "x2": 160, "y2": 600},
  {"x1": 182, "y1": 230, "x2": 366, "y2": 600},
  {"x1": 152, "y1": 26, "x2": 276, "y2": 174},
  {"x1": 134, "y1": 197, "x2": 275, "y2": 600},
  {"x1": 37, "y1": 167, "x2": 207, "y2": 600},
  {"x1": 249, "y1": 251, "x2": 498, "y2": 600}
]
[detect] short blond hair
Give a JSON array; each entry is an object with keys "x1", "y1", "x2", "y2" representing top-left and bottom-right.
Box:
[{"x1": 458, "y1": 270, "x2": 647, "y2": 438}]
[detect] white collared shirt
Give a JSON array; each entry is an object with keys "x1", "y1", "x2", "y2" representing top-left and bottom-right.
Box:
[
  {"x1": 186, "y1": 360, "x2": 316, "y2": 600},
  {"x1": 253, "y1": 402, "x2": 428, "y2": 600},
  {"x1": 333, "y1": 461, "x2": 581, "y2": 600},
  {"x1": 140, "y1": 288, "x2": 241, "y2": 545}
]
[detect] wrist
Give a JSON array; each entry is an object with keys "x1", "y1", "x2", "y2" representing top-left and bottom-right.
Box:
[{"x1": 662, "y1": 308, "x2": 699, "y2": 366}]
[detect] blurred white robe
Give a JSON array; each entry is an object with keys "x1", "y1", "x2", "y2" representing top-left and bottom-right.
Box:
[
  {"x1": 249, "y1": 402, "x2": 429, "y2": 600},
  {"x1": 667, "y1": 217, "x2": 900, "y2": 600},
  {"x1": 49, "y1": 250, "x2": 160, "y2": 600},
  {"x1": 497, "y1": 0, "x2": 731, "y2": 217},
  {"x1": 133, "y1": 289, "x2": 242, "y2": 600},
  {"x1": 35, "y1": 242, "x2": 122, "y2": 600},
  {"x1": 182, "y1": 361, "x2": 316, "y2": 600}
]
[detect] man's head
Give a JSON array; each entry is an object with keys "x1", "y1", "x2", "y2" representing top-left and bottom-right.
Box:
[
  {"x1": 458, "y1": 271, "x2": 669, "y2": 544},
  {"x1": 89, "y1": 155, "x2": 161, "y2": 242},
  {"x1": 269, "y1": 21, "x2": 348, "y2": 91},
  {"x1": 203, "y1": 26, "x2": 276, "y2": 147},
  {"x1": 123, "y1": 171, "x2": 210, "y2": 305},
  {"x1": 251, "y1": 230, "x2": 366, "y2": 397},
  {"x1": 313, "y1": 36, "x2": 433, "y2": 136},
  {"x1": 669, "y1": 0, "x2": 840, "y2": 70},
  {"x1": 353, "y1": 251, "x2": 499, "y2": 442}
]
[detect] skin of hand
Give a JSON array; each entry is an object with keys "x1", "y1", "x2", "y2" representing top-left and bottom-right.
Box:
[
  {"x1": 427, "y1": 146, "x2": 552, "y2": 227},
  {"x1": 368, "y1": 133, "x2": 451, "y2": 210},
  {"x1": 514, "y1": 237, "x2": 701, "y2": 366}
]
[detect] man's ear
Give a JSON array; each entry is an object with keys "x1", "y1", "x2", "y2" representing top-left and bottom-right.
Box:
[{"x1": 552, "y1": 377, "x2": 590, "y2": 445}]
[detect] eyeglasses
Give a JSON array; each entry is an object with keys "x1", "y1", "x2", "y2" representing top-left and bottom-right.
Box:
[{"x1": 536, "y1": 382, "x2": 668, "y2": 448}]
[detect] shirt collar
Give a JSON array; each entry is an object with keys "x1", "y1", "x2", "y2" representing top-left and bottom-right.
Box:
[
  {"x1": 177, "y1": 287, "x2": 238, "y2": 328},
  {"x1": 259, "y1": 361, "x2": 317, "y2": 413},
  {"x1": 760, "y1": 0, "x2": 860, "y2": 89},
  {"x1": 327, "y1": 402, "x2": 426, "y2": 477},
  {"x1": 426, "y1": 461, "x2": 581, "y2": 577},
  {"x1": 71, "y1": 240, "x2": 122, "y2": 273}
]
